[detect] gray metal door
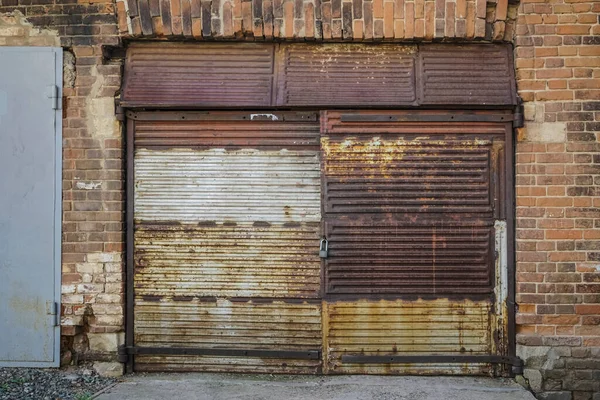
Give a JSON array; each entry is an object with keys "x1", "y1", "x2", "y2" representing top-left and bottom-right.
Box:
[{"x1": 0, "y1": 47, "x2": 62, "y2": 367}]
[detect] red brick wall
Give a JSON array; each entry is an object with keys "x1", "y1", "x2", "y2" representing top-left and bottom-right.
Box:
[
  {"x1": 115, "y1": 0, "x2": 518, "y2": 41},
  {"x1": 514, "y1": 0, "x2": 600, "y2": 396}
]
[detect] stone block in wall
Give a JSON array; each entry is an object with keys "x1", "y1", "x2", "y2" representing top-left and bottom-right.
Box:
[{"x1": 88, "y1": 332, "x2": 124, "y2": 353}]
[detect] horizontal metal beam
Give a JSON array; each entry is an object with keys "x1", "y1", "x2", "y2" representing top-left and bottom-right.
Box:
[
  {"x1": 341, "y1": 354, "x2": 523, "y2": 366},
  {"x1": 340, "y1": 114, "x2": 512, "y2": 123},
  {"x1": 127, "y1": 111, "x2": 318, "y2": 122},
  {"x1": 123, "y1": 346, "x2": 321, "y2": 360}
]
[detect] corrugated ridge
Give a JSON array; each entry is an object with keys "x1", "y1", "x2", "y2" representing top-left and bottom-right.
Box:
[
  {"x1": 280, "y1": 46, "x2": 416, "y2": 106},
  {"x1": 122, "y1": 44, "x2": 274, "y2": 107},
  {"x1": 135, "y1": 149, "x2": 321, "y2": 223},
  {"x1": 325, "y1": 223, "x2": 493, "y2": 295},
  {"x1": 135, "y1": 224, "x2": 321, "y2": 298}
]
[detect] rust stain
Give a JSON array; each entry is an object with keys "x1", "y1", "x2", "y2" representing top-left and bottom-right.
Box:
[
  {"x1": 324, "y1": 298, "x2": 493, "y2": 375},
  {"x1": 133, "y1": 115, "x2": 324, "y2": 373},
  {"x1": 134, "y1": 299, "x2": 322, "y2": 373},
  {"x1": 130, "y1": 110, "x2": 510, "y2": 375}
]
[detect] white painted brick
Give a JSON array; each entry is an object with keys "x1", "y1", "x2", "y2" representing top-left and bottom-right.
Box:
[{"x1": 86, "y1": 252, "x2": 122, "y2": 263}]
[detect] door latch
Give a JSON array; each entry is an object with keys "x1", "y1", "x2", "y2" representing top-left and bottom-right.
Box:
[{"x1": 319, "y1": 238, "x2": 328, "y2": 258}]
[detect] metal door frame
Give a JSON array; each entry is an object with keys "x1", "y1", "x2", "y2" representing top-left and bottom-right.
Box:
[{"x1": 0, "y1": 47, "x2": 62, "y2": 368}]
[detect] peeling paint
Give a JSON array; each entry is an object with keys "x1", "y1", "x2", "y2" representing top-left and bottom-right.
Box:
[
  {"x1": 0, "y1": 11, "x2": 60, "y2": 46},
  {"x1": 76, "y1": 181, "x2": 102, "y2": 190}
]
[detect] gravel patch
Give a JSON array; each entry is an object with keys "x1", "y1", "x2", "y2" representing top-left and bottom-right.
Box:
[{"x1": 0, "y1": 366, "x2": 117, "y2": 400}]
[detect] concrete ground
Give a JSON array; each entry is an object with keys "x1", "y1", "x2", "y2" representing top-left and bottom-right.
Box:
[{"x1": 95, "y1": 373, "x2": 536, "y2": 400}]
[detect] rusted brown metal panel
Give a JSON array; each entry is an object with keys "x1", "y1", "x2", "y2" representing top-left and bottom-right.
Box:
[
  {"x1": 319, "y1": 110, "x2": 511, "y2": 375},
  {"x1": 322, "y1": 136, "x2": 497, "y2": 215},
  {"x1": 134, "y1": 299, "x2": 322, "y2": 373},
  {"x1": 133, "y1": 116, "x2": 323, "y2": 372},
  {"x1": 324, "y1": 219, "x2": 495, "y2": 295},
  {"x1": 418, "y1": 44, "x2": 517, "y2": 106},
  {"x1": 275, "y1": 44, "x2": 418, "y2": 107},
  {"x1": 320, "y1": 110, "x2": 507, "y2": 297},
  {"x1": 324, "y1": 299, "x2": 493, "y2": 375},
  {"x1": 121, "y1": 43, "x2": 275, "y2": 108},
  {"x1": 132, "y1": 113, "x2": 320, "y2": 149},
  {"x1": 121, "y1": 43, "x2": 517, "y2": 108}
]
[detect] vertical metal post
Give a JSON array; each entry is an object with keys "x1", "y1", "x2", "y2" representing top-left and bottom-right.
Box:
[
  {"x1": 125, "y1": 118, "x2": 135, "y2": 373},
  {"x1": 506, "y1": 122, "x2": 517, "y2": 371}
]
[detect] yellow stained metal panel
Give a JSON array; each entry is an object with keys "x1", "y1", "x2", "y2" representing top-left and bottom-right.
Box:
[
  {"x1": 135, "y1": 224, "x2": 321, "y2": 298},
  {"x1": 132, "y1": 118, "x2": 323, "y2": 373},
  {"x1": 134, "y1": 299, "x2": 322, "y2": 373},
  {"x1": 324, "y1": 299, "x2": 493, "y2": 375}
]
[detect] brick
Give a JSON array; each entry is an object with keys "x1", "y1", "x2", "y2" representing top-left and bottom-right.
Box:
[
  {"x1": 542, "y1": 336, "x2": 582, "y2": 346},
  {"x1": 575, "y1": 304, "x2": 600, "y2": 314}
]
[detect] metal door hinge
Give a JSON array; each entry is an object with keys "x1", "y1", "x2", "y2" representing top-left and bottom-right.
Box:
[
  {"x1": 513, "y1": 104, "x2": 524, "y2": 128},
  {"x1": 46, "y1": 85, "x2": 59, "y2": 110},
  {"x1": 46, "y1": 300, "x2": 59, "y2": 327}
]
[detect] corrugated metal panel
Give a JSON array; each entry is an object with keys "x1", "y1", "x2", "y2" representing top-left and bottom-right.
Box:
[
  {"x1": 324, "y1": 299, "x2": 492, "y2": 375},
  {"x1": 319, "y1": 111, "x2": 508, "y2": 375},
  {"x1": 325, "y1": 219, "x2": 494, "y2": 295},
  {"x1": 132, "y1": 115, "x2": 320, "y2": 149},
  {"x1": 135, "y1": 149, "x2": 320, "y2": 223},
  {"x1": 276, "y1": 44, "x2": 417, "y2": 106},
  {"x1": 121, "y1": 43, "x2": 274, "y2": 107},
  {"x1": 135, "y1": 224, "x2": 321, "y2": 298},
  {"x1": 322, "y1": 110, "x2": 513, "y2": 135},
  {"x1": 322, "y1": 135, "x2": 497, "y2": 215},
  {"x1": 135, "y1": 299, "x2": 322, "y2": 373},
  {"x1": 320, "y1": 111, "x2": 507, "y2": 296},
  {"x1": 418, "y1": 44, "x2": 517, "y2": 106},
  {"x1": 133, "y1": 118, "x2": 320, "y2": 150},
  {"x1": 121, "y1": 43, "x2": 517, "y2": 108},
  {"x1": 133, "y1": 117, "x2": 322, "y2": 372}
]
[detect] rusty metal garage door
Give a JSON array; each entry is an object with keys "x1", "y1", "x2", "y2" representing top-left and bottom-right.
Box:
[
  {"x1": 320, "y1": 110, "x2": 514, "y2": 375},
  {"x1": 121, "y1": 43, "x2": 519, "y2": 375},
  {"x1": 127, "y1": 111, "x2": 323, "y2": 373}
]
